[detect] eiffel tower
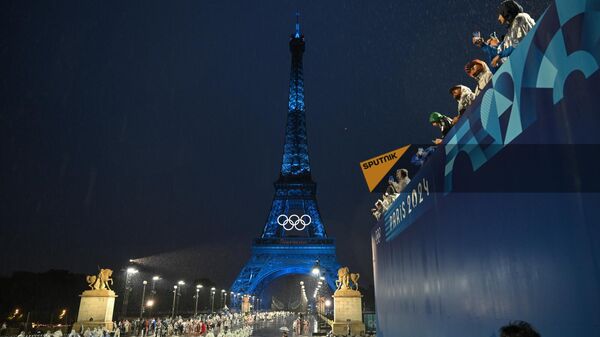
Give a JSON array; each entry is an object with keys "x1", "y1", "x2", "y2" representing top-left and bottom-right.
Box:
[{"x1": 230, "y1": 15, "x2": 340, "y2": 297}]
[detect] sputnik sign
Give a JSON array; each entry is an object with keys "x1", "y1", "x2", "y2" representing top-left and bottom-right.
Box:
[{"x1": 277, "y1": 214, "x2": 312, "y2": 231}]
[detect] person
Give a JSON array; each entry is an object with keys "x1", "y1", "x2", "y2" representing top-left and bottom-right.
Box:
[
  {"x1": 449, "y1": 85, "x2": 475, "y2": 123},
  {"x1": 381, "y1": 192, "x2": 395, "y2": 211},
  {"x1": 411, "y1": 147, "x2": 436, "y2": 167},
  {"x1": 493, "y1": 0, "x2": 536, "y2": 68},
  {"x1": 499, "y1": 321, "x2": 541, "y2": 337},
  {"x1": 472, "y1": 32, "x2": 502, "y2": 73},
  {"x1": 396, "y1": 169, "x2": 410, "y2": 192},
  {"x1": 465, "y1": 59, "x2": 493, "y2": 97},
  {"x1": 371, "y1": 199, "x2": 384, "y2": 220},
  {"x1": 429, "y1": 112, "x2": 454, "y2": 145}
]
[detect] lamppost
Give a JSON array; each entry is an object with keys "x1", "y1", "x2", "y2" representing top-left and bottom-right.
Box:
[
  {"x1": 176, "y1": 281, "x2": 185, "y2": 316},
  {"x1": 210, "y1": 287, "x2": 216, "y2": 313},
  {"x1": 121, "y1": 267, "x2": 138, "y2": 317},
  {"x1": 140, "y1": 280, "x2": 148, "y2": 319},
  {"x1": 59, "y1": 309, "x2": 67, "y2": 327},
  {"x1": 311, "y1": 260, "x2": 321, "y2": 277},
  {"x1": 171, "y1": 285, "x2": 178, "y2": 318},
  {"x1": 325, "y1": 299, "x2": 331, "y2": 316},
  {"x1": 221, "y1": 289, "x2": 227, "y2": 309},
  {"x1": 146, "y1": 300, "x2": 154, "y2": 316},
  {"x1": 194, "y1": 284, "x2": 203, "y2": 316},
  {"x1": 149, "y1": 276, "x2": 159, "y2": 317}
]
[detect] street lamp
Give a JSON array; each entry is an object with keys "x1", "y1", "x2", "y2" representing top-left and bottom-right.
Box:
[
  {"x1": 221, "y1": 289, "x2": 226, "y2": 309},
  {"x1": 210, "y1": 287, "x2": 216, "y2": 313},
  {"x1": 175, "y1": 281, "x2": 185, "y2": 315},
  {"x1": 151, "y1": 276, "x2": 160, "y2": 293},
  {"x1": 311, "y1": 259, "x2": 321, "y2": 276},
  {"x1": 121, "y1": 267, "x2": 138, "y2": 317},
  {"x1": 140, "y1": 280, "x2": 148, "y2": 319},
  {"x1": 171, "y1": 285, "x2": 178, "y2": 318},
  {"x1": 149, "y1": 276, "x2": 159, "y2": 317},
  {"x1": 194, "y1": 285, "x2": 203, "y2": 316},
  {"x1": 59, "y1": 309, "x2": 67, "y2": 325}
]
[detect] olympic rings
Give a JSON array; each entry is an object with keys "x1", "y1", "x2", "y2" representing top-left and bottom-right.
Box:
[{"x1": 277, "y1": 214, "x2": 312, "y2": 231}]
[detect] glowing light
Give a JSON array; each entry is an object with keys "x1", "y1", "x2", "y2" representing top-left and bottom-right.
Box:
[
  {"x1": 178, "y1": 280, "x2": 185, "y2": 285},
  {"x1": 325, "y1": 300, "x2": 331, "y2": 307},
  {"x1": 152, "y1": 276, "x2": 160, "y2": 281},
  {"x1": 196, "y1": 284, "x2": 203, "y2": 289},
  {"x1": 312, "y1": 268, "x2": 320, "y2": 275},
  {"x1": 146, "y1": 300, "x2": 154, "y2": 307},
  {"x1": 143, "y1": 280, "x2": 147, "y2": 285},
  {"x1": 126, "y1": 267, "x2": 138, "y2": 274}
]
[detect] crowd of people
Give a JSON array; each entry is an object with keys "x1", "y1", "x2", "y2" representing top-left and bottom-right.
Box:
[
  {"x1": 371, "y1": 168, "x2": 411, "y2": 220},
  {"x1": 371, "y1": 1, "x2": 537, "y2": 221},
  {"x1": 429, "y1": 0, "x2": 536, "y2": 144},
  {"x1": 9, "y1": 311, "x2": 293, "y2": 337},
  {"x1": 290, "y1": 315, "x2": 310, "y2": 336},
  {"x1": 108, "y1": 311, "x2": 291, "y2": 337}
]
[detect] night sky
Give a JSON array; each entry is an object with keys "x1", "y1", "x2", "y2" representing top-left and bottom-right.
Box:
[{"x1": 0, "y1": 0, "x2": 549, "y2": 286}]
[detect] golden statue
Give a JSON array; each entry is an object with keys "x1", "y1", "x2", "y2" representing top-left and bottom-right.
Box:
[
  {"x1": 86, "y1": 269, "x2": 114, "y2": 290},
  {"x1": 335, "y1": 267, "x2": 360, "y2": 290},
  {"x1": 336, "y1": 267, "x2": 349, "y2": 289}
]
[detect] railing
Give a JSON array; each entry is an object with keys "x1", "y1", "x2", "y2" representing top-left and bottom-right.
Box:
[{"x1": 253, "y1": 237, "x2": 335, "y2": 245}]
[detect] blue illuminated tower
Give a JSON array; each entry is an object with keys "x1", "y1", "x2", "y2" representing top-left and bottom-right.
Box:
[{"x1": 231, "y1": 15, "x2": 340, "y2": 298}]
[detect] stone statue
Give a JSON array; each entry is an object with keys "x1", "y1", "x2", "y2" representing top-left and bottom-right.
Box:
[
  {"x1": 350, "y1": 273, "x2": 360, "y2": 290},
  {"x1": 86, "y1": 269, "x2": 114, "y2": 290},
  {"x1": 336, "y1": 267, "x2": 360, "y2": 291},
  {"x1": 336, "y1": 267, "x2": 350, "y2": 290}
]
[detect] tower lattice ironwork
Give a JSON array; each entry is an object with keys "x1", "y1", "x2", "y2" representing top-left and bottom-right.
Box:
[{"x1": 230, "y1": 15, "x2": 340, "y2": 299}]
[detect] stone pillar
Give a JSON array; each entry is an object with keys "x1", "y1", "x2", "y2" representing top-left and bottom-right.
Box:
[
  {"x1": 74, "y1": 289, "x2": 117, "y2": 331},
  {"x1": 331, "y1": 288, "x2": 365, "y2": 336}
]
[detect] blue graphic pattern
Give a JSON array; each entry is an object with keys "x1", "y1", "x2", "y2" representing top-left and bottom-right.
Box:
[{"x1": 443, "y1": 0, "x2": 600, "y2": 193}]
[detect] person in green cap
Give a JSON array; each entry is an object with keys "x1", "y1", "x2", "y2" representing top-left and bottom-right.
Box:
[{"x1": 429, "y1": 112, "x2": 454, "y2": 145}]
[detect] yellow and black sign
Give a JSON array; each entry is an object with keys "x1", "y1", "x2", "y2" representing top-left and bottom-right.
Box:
[{"x1": 359, "y1": 145, "x2": 411, "y2": 192}]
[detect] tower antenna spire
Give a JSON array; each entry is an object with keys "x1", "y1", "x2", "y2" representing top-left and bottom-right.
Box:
[{"x1": 295, "y1": 11, "x2": 301, "y2": 38}]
